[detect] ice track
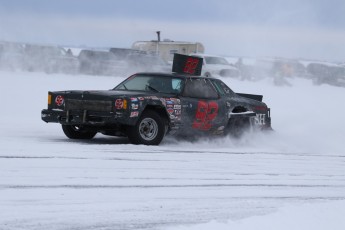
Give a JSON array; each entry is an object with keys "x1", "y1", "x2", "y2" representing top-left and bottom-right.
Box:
[{"x1": 1, "y1": 71, "x2": 345, "y2": 229}]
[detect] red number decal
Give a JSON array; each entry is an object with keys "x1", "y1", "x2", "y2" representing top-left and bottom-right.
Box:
[
  {"x1": 192, "y1": 101, "x2": 219, "y2": 130},
  {"x1": 204, "y1": 101, "x2": 218, "y2": 130},
  {"x1": 192, "y1": 101, "x2": 208, "y2": 129},
  {"x1": 184, "y1": 57, "x2": 199, "y2": 75}
]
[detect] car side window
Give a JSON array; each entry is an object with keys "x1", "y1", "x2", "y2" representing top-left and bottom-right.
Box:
[
  {"x1": 182, "y1": 78, "x2": 219, "y2": 99},
  {"x1": 211, "y1": 79, "x2": 235, "y2": 96},
  {"x1": 172, "y1": 78, "x2": 183, "y2": 92},
  {"x1": 211, "y1": 80, "x2": 225, "y2": 95}
]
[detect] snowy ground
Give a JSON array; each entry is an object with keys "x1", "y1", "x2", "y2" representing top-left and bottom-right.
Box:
[{"x1": 1, "y1": 70, "x2": 345, "y2": 230}]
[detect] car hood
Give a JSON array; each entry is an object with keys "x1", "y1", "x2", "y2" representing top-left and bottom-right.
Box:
[{"x1": 52, "y1": 90, "x2": 170, "y2": 100}]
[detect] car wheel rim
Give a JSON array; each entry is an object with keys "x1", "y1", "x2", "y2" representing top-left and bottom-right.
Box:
[
  {"x1": 71, "y1": 125, "x2": 83, "y2": 132},
  {"x1": 139, "y1": 118, "x2": 158, "y2": 141},
  {"x1": 71, "y1": 125, "x2": 80, "y2": 131}
]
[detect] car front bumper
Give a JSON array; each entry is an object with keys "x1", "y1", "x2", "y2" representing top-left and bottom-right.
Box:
[{"x1": 41, "y1": 109, "x2": 130, "y2": 126}]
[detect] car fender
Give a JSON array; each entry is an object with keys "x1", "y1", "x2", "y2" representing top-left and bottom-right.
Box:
[
  {"x1": 129, "y1": 96, "x2": 181, "y2": 124},
  {"x1": 228, "y1": 111, "x2": 256, "y2": 119}
]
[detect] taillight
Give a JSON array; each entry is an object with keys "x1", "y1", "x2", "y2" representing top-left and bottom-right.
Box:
[{"x1": 254, "y1": 105, "x2": 267, "y2": 111}]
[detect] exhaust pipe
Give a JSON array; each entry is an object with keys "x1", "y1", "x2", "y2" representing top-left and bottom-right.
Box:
[{"x1": 156, "y1": 31, "x2": 161, "y2": 42}]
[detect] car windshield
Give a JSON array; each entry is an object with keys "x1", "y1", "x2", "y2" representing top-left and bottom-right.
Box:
[
  {"x1": 205, "y1": 57, "x2": 229, "y2": 65},
  {"x1": 114, "y1": 74, "x2": 184, "y2": 94}
]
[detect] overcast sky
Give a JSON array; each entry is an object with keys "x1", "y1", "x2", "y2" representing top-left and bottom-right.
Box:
[{"x1": 1, "y1": 0, "x2": 344, "y2": 61}]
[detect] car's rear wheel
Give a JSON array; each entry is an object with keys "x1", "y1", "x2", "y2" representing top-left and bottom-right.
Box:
[
  {"x1": 225, "y1": 117, "x2": 251, "y2": 138},
  {"x1": 62, "y1": 125, "x2": 97, "y2": 139},
  {"x1": 127, "y1": 110, "x2": 165, "y2": 145}
]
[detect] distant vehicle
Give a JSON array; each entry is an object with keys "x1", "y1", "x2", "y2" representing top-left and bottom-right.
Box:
[
  {"x1": 250, "y1": 58, "x2": 307, "y2": 85},
  {"x1": 307, "y1": 63, "x2": 345, "y2": 87},
  {"x1": 0, "y1": 41, "x2": 24, "y2": 71},
  {"x1": 78, "y1": 50, "x2": 129, "y2": 76},
  {"x1": 254, "y1": 58, "x2": 306, "y2": 78},
  {"x1": 109, "y1": 48, "x2": 147, "y2": 58},
  {"x1": 41, "y1": 54, "x2": 272, "y2": 145},
  {"x1": 23, "y1": 44, "x2": 79, "y2": 74},
  {"x1": 109, "y1": 48, "x2": 171, "y2": 72},
  {"x1": 190, "y1": 53, "x2": 240, "y2": 78}
]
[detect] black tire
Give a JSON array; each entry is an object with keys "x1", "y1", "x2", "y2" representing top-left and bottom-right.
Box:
[
  {"x1": 62, "y1": 125, "x2": 97, "y2": 139},
  {"x1": 127, "y1": 110, "x2": 165, "y2": 145},
  {"x1": 225, "y1": 117, "x2": 250, "y2": 138}
]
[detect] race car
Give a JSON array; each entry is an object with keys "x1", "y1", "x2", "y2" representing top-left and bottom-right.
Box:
[{"x1": 41, "y1": 54, "x2": 271, "y2": 145}]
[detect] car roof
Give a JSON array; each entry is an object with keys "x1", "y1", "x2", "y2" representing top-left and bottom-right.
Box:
[{"x1": 134, "y1": 72, "x2": 217, "y2": 80}]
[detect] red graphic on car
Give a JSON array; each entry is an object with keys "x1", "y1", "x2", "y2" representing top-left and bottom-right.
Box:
[
  {"x1": 55, "y1": 95, "x2": 64, "y2": 106},
  {"x1": 192, "y1": 100, "x2": 219, "y2": 130},
  {"x1": 115, "y1": 99, "x2": 124, "y2": 109},
  {"x1": 184, "y1": 57, "x2": 199, "y2": 75}
]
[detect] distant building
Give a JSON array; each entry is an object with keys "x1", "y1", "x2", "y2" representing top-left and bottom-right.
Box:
[{"x1": 132, "y1": 39, "x2": 204, "y2": 63}]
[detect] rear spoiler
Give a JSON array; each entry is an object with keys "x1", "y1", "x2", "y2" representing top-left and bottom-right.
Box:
[{"x1": 236, "y1": 93, "x2": 263, "y2": 102}]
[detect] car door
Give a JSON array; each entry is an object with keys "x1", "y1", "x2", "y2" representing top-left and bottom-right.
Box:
[{"x1": 179, "y1": 78, "x2": 228, "y2": 134}]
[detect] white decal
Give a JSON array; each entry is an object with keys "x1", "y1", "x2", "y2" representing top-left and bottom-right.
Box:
[
  {"x1": 174, "y1": 109, "x2": 181, "y2": 115},
  {"x1": 130, "y1": 111, "x2": 139, "y2": 117},
  {"x1": 255, "y1": 114, "x2": 266, "y2": 125},
  {"x1": 131, "y1": 104, "x2": 139, "y2": 110}
]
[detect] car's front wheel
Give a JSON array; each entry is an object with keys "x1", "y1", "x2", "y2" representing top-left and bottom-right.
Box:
[
  {"x1": 62, "y1": 125, "x2": 97, "y2": 139},
  {"x1": 127, "y1": 110, "x2": 165, "y2": 145}
]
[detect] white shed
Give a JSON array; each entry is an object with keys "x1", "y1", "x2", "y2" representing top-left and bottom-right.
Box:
[{"x1": 132, "y1": 40, "x2": 204, "y2": 63}]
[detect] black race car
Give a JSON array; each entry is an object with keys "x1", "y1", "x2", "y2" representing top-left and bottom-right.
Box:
[{"x1": 41, "y1": 54, "x2": 271, "y2": 145}]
